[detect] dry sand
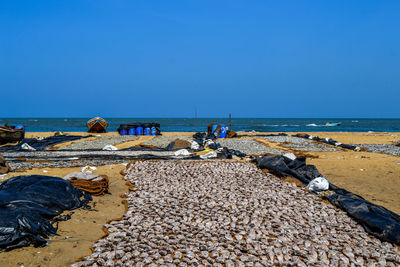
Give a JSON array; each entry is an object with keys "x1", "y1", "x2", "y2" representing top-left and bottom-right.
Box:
[{"x1": 0, "y1": 131, "x2": 399, "y2": 266}]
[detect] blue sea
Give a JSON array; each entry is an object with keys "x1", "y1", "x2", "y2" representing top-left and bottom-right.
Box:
[{"x1": 1, "y1": 118, "x2": 400, "y2": 132}]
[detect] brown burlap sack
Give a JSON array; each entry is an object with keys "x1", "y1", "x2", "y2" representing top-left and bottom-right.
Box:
[
  {"x1": 68, "y1": 176, "x2": 109, "y2": 196},
  {"x1": 64, "y1": 172, "x2": 109, "y2": 196},
  {"x1": 171, "y1": 139, "x2": 192, "y2": 149},
  {"x1": 0, "y1": 153, "x2": 10, "y2": 174},
  {"x1": 226, "y1": 130, "x2": 237, "y2": 138}
]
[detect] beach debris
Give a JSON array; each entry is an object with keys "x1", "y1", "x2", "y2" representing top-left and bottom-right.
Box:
[
  {"x1": 102, "y1": 144, "x2": 118, "y2": 151},
  {"x1": 200, "y1": 151, "x2": 217, "y2": 159},
  {"x1": 0, "y1": 174, "x2": 8, "y2": 180},
  {"x1": 21, "y1": 143, "x2": 36, "y2": 151},
  {"x1": 63, "y1": 172, "x2": 109, "y2": 196},
  {"x1": 165, "y1": 139, "x2": 192, "y2": 150},
  {"x1": 306, "y1": 177, "x2": 330, "y2": 193},
  {"x1": 293, "y1": 133, "x2": 361, "y2": 151},
  {"x1": 283, "y1": 152, "x2": 296, "y2": 161},
  {"x1": 190, "y1": 140, "x2": 200, "y2": 150},
  {"x1": 81, "y1": 166, "x2": 97, "y2": 173},
  {"x1": 42, "y1": 170, "x2": 48, "y2": 173},
  {"x1": 36, "y1": 136, "x2": 44, "y2": 140},
  {"x1": 256, "y1": 155, "x2": 322, "y2": 184},
  {"x1": 0, "y1": 135, "x2": 92, "y2": 152},
  {"x1": 0, "y1": 175, "x2": 91, "y2": 251},
  {"x1": 0, "y1": 153, "x2": 10, "y2": 174},
  {"x1": 174, "y1": 149, "x2": 191, "y2": 156},
  {"x1": 54, "y1": 131, "x2": 64, "y2": 136}
]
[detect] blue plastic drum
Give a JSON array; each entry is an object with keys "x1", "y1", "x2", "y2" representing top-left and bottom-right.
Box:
[
  {"x1": 151, "y1": 126, "x2": 157, "y2": 136},
  {"x1": 128, "y1": 127, "x2": 136, "y2": 135},
  {"x1": 120, "y1": 129, "x2": 128, "y2": 136},
  {"x1": 144, "y1": 127, "x2": 151, "y2": 136},
  {"x1": 136, "y1": 126, "x2": 143, "y2": 135},
  {"x1": 220, "y1": 125, "x2": 227, "y2": 138}
]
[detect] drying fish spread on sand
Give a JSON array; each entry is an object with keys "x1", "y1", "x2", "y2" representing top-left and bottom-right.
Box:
[{"x1": 73, "y1": 160, "x2": 400, "y2": 266}]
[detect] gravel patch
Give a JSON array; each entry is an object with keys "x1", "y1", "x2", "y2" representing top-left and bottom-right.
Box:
[
  {"x1": 73, "y1": 161, "x2": 400, "y2": 266},
  {"x1": 140, "y1": 135, "x2": 193, "y2": 149},
  {"x1": 62, "y1": 136, "x2": 138, "y2": 150},
  {"x1": 8, "y1": 160, "x2": 130, "y2": 170},
  {"x1": 2, "y1": 150, "x2": 179, "y2": 170},
  {"x1": 261, "y1": 136, "x2": 311, "y2": 144},
  {"x1": 355, "y1": 144, "x2": 400, "y2": 156},
  {"x1": 218, "y1": 138, "x2": 285, "y2": 155},
  {"x1": 261, "y1": 136, "x2": 340, "y2": 152}
]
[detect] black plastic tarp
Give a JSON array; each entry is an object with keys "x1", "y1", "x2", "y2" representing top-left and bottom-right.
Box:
[
  {"x1": 327, "y1": 187, "x2": 400, "y2": 245},
  {"x1": 0, "y1": 175, "x2": 92, "y2": 250},
  {"x1": 256, "y1": 155, "x2": 400, "y2": 245},
  {"x1": 256, "y1": 155, "x2": 321, "y2": 184},
  {"x1": 0, "y1": 135, "x2": 92, "y2": 151},
  {"x1": 292, "y1": 133, "x2": 358, "y2": 151}
]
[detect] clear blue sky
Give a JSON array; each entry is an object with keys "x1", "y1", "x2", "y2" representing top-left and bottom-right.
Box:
[{"x1": 1, "y1": 1, "x2": 399, "y2": 118}]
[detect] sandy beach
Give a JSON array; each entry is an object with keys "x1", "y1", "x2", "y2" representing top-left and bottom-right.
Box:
[{"x1": 0, "y1": 131, "x2": 399, "y2": 266}]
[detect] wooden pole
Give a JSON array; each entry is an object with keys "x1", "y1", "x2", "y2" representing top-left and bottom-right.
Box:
[{"x1": 195, "y1": 105, "x2": 198, "y2": 132}]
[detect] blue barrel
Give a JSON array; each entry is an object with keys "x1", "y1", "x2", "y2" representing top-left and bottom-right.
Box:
[
  {"x1": 136, "y1": 126, "x2": 143, "y2": 135},
  {"x1": 211, "y1": 124, "x2": 218, "y2": 134},
  {"x1": 120, "y1": 129, "x2": 128, "y2": 136},
  {"x1": 128, "y1": 127, "x2": 135, "y2": 135},
  {"x1": 144, "y1": 126, "x2": 151, "y2": 136},
  {"x1": 151, "y1": 126, "x2": 157, "y2": 136},
  {"x1": 220, "y1": 125, "x2": 227, "y2": 138}
]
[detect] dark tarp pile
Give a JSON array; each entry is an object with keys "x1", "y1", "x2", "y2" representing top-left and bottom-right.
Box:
[
  {"x1": 0, "y1": 153, "x2": 10, "y2": 174},
  {"x1": 256, "y1": 155, "x2": 400, "y2": 245},
  {"x1": 256, "y1": 155, "x2": 321, "y2": 184},
  {"x1": 0, "y1": 135, "x2": 92, "y2": 151},
  {"x1": 292, "y1": 133, "x2": 360, "y2": 151},
  {"x1": 165, "y1": 139, "x2": 192, "y2": 151},
  {"x1": 192, "y1": 132, "x2": 247, "y2": 159},
  {"x1": 63, "y1": 172, "x2": 109, "y2": 196},
  {"x1": 0, "y1": 175, "x2": 92, "y2": 250}
]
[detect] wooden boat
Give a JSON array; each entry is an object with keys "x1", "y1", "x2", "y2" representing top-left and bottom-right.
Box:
[
  {"x1": 0, "y1": 125, "x2": 25, "y2": 144},
  {"x1": 87, "y1": 117, "x2": 108, "y2": 133}
]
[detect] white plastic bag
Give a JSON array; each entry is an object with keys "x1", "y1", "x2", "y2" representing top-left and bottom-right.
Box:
[
  {"x1": 102, "y1": 145, "x2": 118, "y2": 151},
  {"x1": 283, "y1": 152, "x2": 296, "y2": 161},
  {"x1": 200, "y1": 151, "x2": 218, "y2": 159},
  {"x1": 21, "y1": 143, "x2": 36, "y2": 151},
  {"x1": 174, "y1": 149, "x2": 190, "y2": 156},
  {"x1": 306, "y1": 177, "x2": 329, "y2": 193},
  {"x1": 81, "y1": 166, "x2": 97, "y2": 174},
  {"x1": 191, "y1": 141, "x2": 200, "y2": 150}
]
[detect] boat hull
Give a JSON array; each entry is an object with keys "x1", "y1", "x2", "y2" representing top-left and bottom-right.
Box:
[
  {"x1": 87, "y1": 117, "x2": 108, "y2": 133},
  {"x1": 0, "y1": 127, "x2": 25, "y2": 144}
]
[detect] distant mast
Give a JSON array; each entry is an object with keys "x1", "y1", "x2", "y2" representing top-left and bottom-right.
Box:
[
  {"x1": 229, "y1": 113, "x2": 232, "y2": 130},
  {"x1": 195, "y1": 105, "x2": 198, "y2": 132}
]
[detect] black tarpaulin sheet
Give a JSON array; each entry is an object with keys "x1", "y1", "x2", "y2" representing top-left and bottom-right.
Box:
[
  {"x1": 327, "y1": 188, "x2": 400, "y2": 245},
  {"x1": 256, "y1": 155, "x2": 321, "y2": 184},
  {"x1": 0, "y1": 135, "x2": 92, "y2": 151},
  {"x1": 0, "y1": 175, "x2": 92, "y2": 250},
  {"x1": 256, "y1": 155, "x2": 400, "y2": 245}
]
